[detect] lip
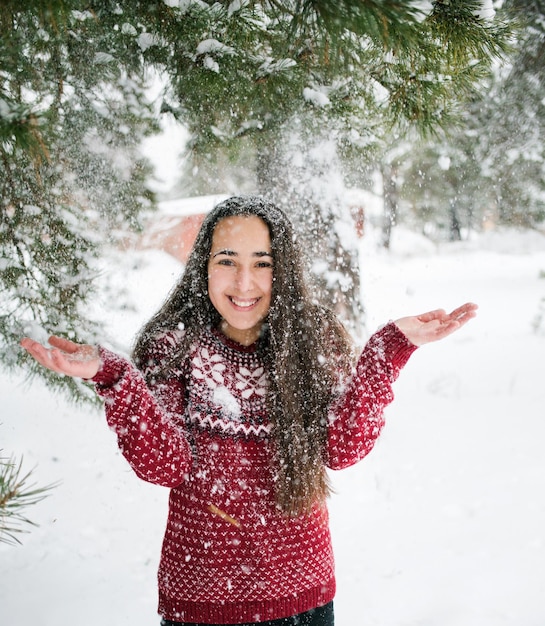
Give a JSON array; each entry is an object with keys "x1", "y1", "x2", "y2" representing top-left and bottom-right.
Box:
[{"x1": 228, "y1": 296, "x2": 260, "y2": 310}]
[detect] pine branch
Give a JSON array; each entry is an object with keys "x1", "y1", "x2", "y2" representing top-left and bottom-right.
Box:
[
  {"x1": 297, "y1": 0, "x2": 425, "y2": 48},
  {"x1": 428, "y1": 0, "x2": 512, "y2": 66},
  {"x1": 1, "y1": 1, "x2": 158, "y2": 406},
  {"x1": 0, "y1": 96, "x2": 50, "y2": 165},
  {"x1": 0, "y1": 453, "x2": 58, "y2": 546}
]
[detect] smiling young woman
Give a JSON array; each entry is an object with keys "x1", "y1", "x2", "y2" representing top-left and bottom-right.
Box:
[{"x1": 19, "y1": 196, "x2": 477, "y2": 626}]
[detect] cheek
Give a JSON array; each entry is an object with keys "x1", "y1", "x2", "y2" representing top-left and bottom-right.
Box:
[
  {"x1": 265, "y1": 274, "x2": 274, "y2": 298},
  {"x1": 207, "y1": 266, "x2": 223, "y2": 288},
  {"x1": 207, "y1": 269, "x2": 220, "y2": 301},
  {"x1": 264, "y1": 281, "x2": 273, "y2": 300}
]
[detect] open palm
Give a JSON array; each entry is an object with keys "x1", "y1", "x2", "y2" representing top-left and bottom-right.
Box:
[
  {"x1": 20, "y1": 335, "x2": 101, "y2": 379},
  {"x1": 394, "y1": 302, "x2": 478, "y2": 347}
]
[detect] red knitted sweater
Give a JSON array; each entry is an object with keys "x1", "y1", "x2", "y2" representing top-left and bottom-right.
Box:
[{"x1": 92, "y1": 321, "x2": 416, "y2": 624}]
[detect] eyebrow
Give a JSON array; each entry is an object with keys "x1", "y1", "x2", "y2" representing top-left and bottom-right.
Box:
[{"x1": 212, "y1": 249, "x2": 273, "y2": 258}]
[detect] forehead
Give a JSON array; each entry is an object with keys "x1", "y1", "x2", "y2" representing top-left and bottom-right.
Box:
[{"x1": 211, "y1": 215, "x2": 271, "y2": 249}]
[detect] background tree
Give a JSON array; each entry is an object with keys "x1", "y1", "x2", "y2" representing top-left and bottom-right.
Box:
[
  {"x1": 481, "y1": 0, "x2": 545, "y2": 227},
  {"x1": 1, "y1": 0, "x2": 158, "y2": 399},
  {"x1": 1, "y1": 2, "x2": 160, "y2": 539},
  {"x1": 393, "y1": 1, "x2": 545, "y2": 240}
]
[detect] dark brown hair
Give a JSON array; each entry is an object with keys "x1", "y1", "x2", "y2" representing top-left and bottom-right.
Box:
[{"x1": 132, "y1": 196, "x2": 354, "y2": 515}]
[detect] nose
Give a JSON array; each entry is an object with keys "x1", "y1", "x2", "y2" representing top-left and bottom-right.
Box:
[{"x1": 235, "y1": 266, "x2": 254, "y2": 292}]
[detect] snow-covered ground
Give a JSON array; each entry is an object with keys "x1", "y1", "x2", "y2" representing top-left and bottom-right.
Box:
[{"x1": 1, "y1": 223, "x2": 544, "y2": 626}]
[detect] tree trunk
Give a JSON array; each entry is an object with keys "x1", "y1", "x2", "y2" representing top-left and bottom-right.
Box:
[
  {"x1": 382, "y1": 163, "x2": 398, "y2": 250},
  {"x1": 448, "y1": 200, "x2": 462, "y2": 241}
]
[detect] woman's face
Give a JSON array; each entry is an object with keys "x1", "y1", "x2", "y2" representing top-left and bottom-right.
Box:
[{"x1": 207, "y1": 215, "x2": 273, "y2": 346}]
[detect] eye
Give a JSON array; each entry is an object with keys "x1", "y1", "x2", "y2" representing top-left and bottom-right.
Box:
[
  {"x1": 217, "y1": 258, "x2": 235, "y2": 266},
  {"x1": 256, "y1": 261, "x2": 273, "y2": 268}
]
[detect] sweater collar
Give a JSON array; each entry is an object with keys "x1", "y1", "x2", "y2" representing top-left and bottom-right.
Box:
[{"x1": 208, "y1": 325, "x2": 261, "y2": 354}]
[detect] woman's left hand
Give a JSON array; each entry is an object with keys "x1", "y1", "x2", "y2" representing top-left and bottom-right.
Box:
[{"x1": 394, "y1": 302, "x2": 478, "y2": 347}]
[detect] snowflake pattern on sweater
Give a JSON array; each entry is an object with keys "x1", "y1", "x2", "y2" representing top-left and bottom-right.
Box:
[
  {"x1": 187, "y1": 338, "x2": 271, "y2": 438},
  {"x1": 92, "y1": 322, "x2": 416, "y2": 624}
]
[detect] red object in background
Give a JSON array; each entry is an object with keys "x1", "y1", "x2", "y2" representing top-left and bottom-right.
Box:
[
  {"x1": 149, "y1": 213, "x2": 206, "y2": 263},
  {"x1": 136, "y1": 195, "x2": 228, "y2": 264}
]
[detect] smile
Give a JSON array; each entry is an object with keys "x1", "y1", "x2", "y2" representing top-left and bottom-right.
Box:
[{"x1": 229, "y1": 297, "x2": 260, "y2": 309}]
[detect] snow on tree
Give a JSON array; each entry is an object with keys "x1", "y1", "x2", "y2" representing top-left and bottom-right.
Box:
[
  {"x1": 1, "y1": 1, "x2": 160, "y2": 537},
  {"x1": 1, "y1": 1, "x2": 158, "y2": 398},
  {"x1": 1, "y1": 0, "x2": 512, "y2": 373},
  {"x1": 140, "y1": 0, "x2": 509, "y2": 330},
  {"x1": 390, "y1": 2, "x2": 545, "y2": 239}
]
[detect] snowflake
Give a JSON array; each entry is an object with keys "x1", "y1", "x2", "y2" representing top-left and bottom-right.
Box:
[
  {"x1": 191, "y1": 347, "x2": 226, "y2": 388},
  {"x1": 235, "y1": 365, "x2": 268, "y2": 399}
]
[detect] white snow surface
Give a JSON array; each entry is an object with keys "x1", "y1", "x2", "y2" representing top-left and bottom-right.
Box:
[{"x1": 1, "y1": 224, "x2": 545, "y2": 626}]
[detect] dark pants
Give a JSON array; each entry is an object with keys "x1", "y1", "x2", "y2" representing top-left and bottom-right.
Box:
[{"x1": 160, "y1": 601, "x2": 334, "y2": 626}]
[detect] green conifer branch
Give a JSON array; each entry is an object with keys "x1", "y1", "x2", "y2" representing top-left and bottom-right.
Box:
[{"x1": 0, "y1": 452, "x2": 58, "y2": 546}]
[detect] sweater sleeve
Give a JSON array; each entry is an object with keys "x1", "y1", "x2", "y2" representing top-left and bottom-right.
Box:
[
  {"x1": 91, "y1": 337, "x2": 193, "y2": 488},
  {"x1": 325, "y1": 321, "x2": 417, "y2": 470}
]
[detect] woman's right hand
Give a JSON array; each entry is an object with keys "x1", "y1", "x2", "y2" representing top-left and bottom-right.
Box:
[{"x1": 20, "y1": 336, "x2": 101, "y2": 379}]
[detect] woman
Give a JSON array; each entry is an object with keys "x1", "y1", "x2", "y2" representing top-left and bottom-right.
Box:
[{"x1": 21, "y1": 196, "x2": 477, "y2": 625}]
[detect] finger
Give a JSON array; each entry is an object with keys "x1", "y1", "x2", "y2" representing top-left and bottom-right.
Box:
[
  {"x1": 437, "y1": 320, "x2": 462, "y2": 335},
  {"x1": 21, "y1": 342, "x2": 65, "y2": 373},
  {"x1": 20, "y1": 337, "x2": 44, "y2": 351},
  {"x1": 21, "y1": 337, "x2": 65, "y2": 361},
  {"x1": 416, "y1": 309, "x2": 448, "y2": 323},
  {"x1": 448, "y1": 302, "x2": 478, "y2": 320},
  {"x1": 48, "y1": 335, "x2": 80, "y2": 354},
  {"x1": 448, "y1": 305, "x2": 478, "y2": 325},
  {"x1": 20, "y1": 338, "x2": 50, "y2": 361},
  {"x1": 49, "y1": 346, "x2": 70, "y2": 366},
  {"x1": 21, "y1": 336, "x2": 99, "y2": 377}
]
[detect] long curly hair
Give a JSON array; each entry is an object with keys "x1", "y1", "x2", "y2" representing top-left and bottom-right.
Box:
[{"x1": 132, "y1": 196, "x2": 355, "y2": 515}]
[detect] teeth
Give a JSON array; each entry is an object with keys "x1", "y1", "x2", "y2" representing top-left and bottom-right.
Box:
[{"x1": 231, "y1": 297, "x2": 257, "y2": 308}]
